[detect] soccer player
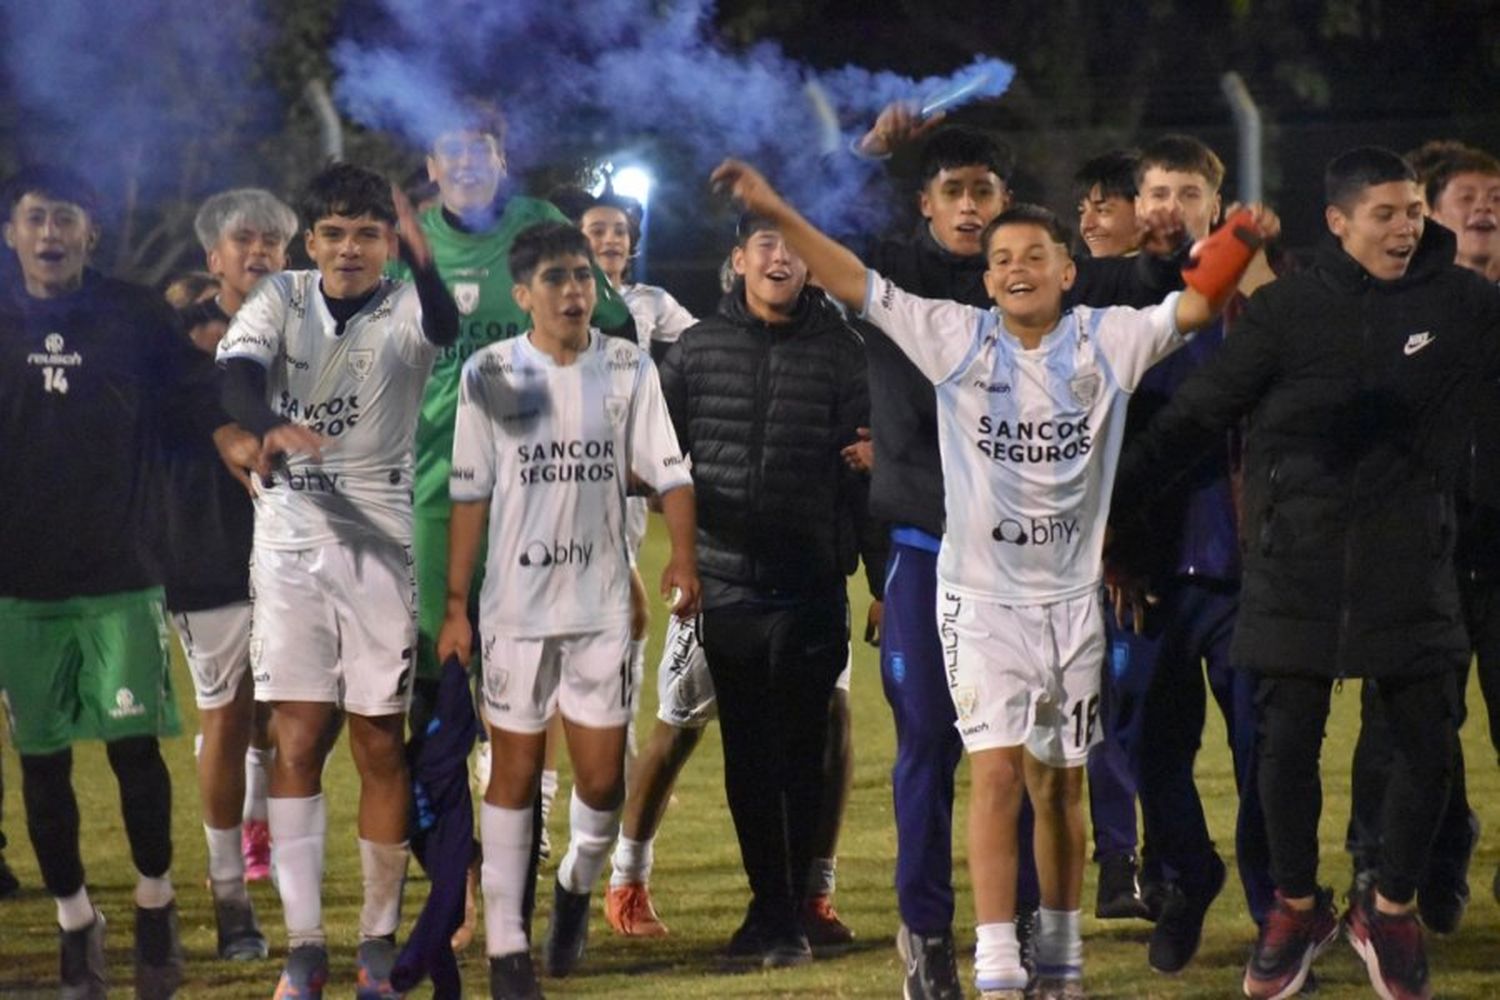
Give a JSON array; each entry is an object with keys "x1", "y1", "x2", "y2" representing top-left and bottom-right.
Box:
[
  {"x1": 217, "y1": 162, "x2": 459, "y2": 999},
  {"x1": 161, "y1": 187, "x2": 297, "y2": 960},
  {"x1": 1345, "y1": 142, "x2": 1500, "y2": 932},
  {"x1": 0, "y1": 164, "x2": 228, "y2": 998},
  {"x1": 1109, "y1": 136, "x2": 1277, "y2": 972},
  {"x1": 1114, "y1": 146, "x2": 1500, "y2": 1000},
  {"x1": 1075, "y1": 151, "x2": 1141, "y2": 259},
  {"x1": 853, "y1": 112, "x2": 1189, "y2": 998},
  {"x1": 436, "y1": 221, "x2": 698, "y2": 1000},
  {"x1": 710, "y1": 155, "x2": 1269, "y2": 999}
]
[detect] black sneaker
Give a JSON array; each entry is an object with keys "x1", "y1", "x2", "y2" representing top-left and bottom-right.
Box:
[
  {"x1": 1345, "y1": 886, "x2": 1431, "y2": 1000},
  {"x1": 761, "y1": 929, "x2": 813, "y2": 969},
  {"x1": 1416, "y1": 809, "x2": 1478, "y2": 936},
  {"x1": 1095, "y1": 853, "x2": 1152, "y2": 920},
  {"x1": 355, "y1": 937, "x2": 401, "y2": 1000},
  {"x1": 213, "y1": 895, "x2": 269, "y2": 961},
  {"x1": 134, "y1": 902, "x2": 184, "y2": 999},
  {"x1": 1148, "y1": 852, "x2": 1225, "y2": 973},
  {"x1": 543, "y1": 880, "x2": 590, "y2": 977},
  {"x1": 726, "y1": 901, "x2": 772, "y2": 958},
  {"x1": 896, "y1": 924, "x2": 962, "y2": 1000},
  {"x1": 0, "y1": 851, "x2": 19, "y2": 899},
  {"x1": 59, "y1": 908, "x2": 107, "y2": 1000},
  {"x1": 1243, "y1": 889, "x2": 1338, "y2": 999},
  {"x1": 489, "y1": 951, "x2": 544, "y2": 1000}
]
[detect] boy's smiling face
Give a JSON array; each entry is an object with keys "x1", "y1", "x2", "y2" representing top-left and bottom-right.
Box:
[{"x1": 982, "y1": 222, "x2": 1076, "y2": 332}]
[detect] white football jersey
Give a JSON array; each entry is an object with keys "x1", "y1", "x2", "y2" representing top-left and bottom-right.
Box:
[
  {"x1": 217, "y1": 270, "x2": 438, "y2": 549},
  {"x1": 619, "y1": 283, "x2": 696, "y2": 557},
  {"x1": 450, "y1": 330, "x2": 692, "y2": 638},
  {"x1": 862, "y1": 270, "x2": 1184, "y2": 604}
]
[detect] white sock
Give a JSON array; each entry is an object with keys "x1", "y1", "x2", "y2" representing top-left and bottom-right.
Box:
[
  {"x1": 557, "y1": 790, "x2": 620, "y2": 895},
  {"x1": 974, "y1": 921, "x2": 1027, "y2": 991},
  {"x1": 540, "y1": 769, "x2": 559, "y2": 828},
  {"x1": 626, "y1": 638, "x2": 647, "y2": 753},
  {"x1": 609, "y1": 835, "x2": 654, "y2": 888},
  {"x1": 359, "y1": 839, "x2": 409, "y2": 940},
  {"x1": 57, "y1": 887, "x2": 95, "y2": 931},
  {"x1": 135, "y1": 874, "x2": 174, "y2": 910},
  {"x1": 1036, "y1": 907, "x2": 1083, "y2": 978},
  {"x1": 205, "y1": 824, "x2": 247, "y2": 902},
  {"x1": 244, "y1": 747, "x2": 271, "y2": 823},
  {"x1": 193, "y1": 732, "x2": 204, "y2": 759},
  {"x1": 481, "y1": 802, "x2": 535, "y2": 957},
  {"x1": 807, "y1": 857, "x2": 837, "y2": 898},
  {"x1": 269, "y1": 794, "x2": 327, "y2": 946}
]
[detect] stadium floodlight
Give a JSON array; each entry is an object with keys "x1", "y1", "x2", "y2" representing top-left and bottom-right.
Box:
[{"x1": 611, "y1": 165, "x2": 653, "y2": 206}]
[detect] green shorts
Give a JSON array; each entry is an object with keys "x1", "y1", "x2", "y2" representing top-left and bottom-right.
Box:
[
  {"x1": 412, "y1": 513, "x2": 485, "y2": 682},
  {"x1": 0, "y1": 588, "x2": 183, "y2": 755}
]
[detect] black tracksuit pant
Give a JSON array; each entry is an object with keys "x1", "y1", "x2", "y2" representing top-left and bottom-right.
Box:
[
  {"x1": 1257, "y1": 671, "x2": 1458, "y2": 904},
  {"x1": 702, "y1": 591, "x2": 848, "y2": 938}
]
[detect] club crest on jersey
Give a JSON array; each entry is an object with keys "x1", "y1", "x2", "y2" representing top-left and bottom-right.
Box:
[
  {"x1": 952, "y1": 686, "x2": 978, "y2": 721},
  {"x1": 347, "y1": 349, "x2": 375, "y2": 381},
  {"x1": 453, "y1": 281, "x2": 481, "y2": 315},
  {"x1": 1068, "y1": 372, "x2": 1101, "y2": 407},
  {"x1": 605, "y1": 395, "x2": 628, "y2": 426}
]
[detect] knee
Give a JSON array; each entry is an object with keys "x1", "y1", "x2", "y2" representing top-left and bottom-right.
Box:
[
  {"x1": 105, "y1": 735, "x2": 164, "y2": 773},
  {"x1": 970, "y1": 753, "x2": 1026, "y2": 809},
  {"x1": 1029, "y1": 764, "x2": 1083, "y2": 815},
  {"x1": 351, "y1": 729, "x2": 407, "y2": 783},
  {"x1": 275, "y1": 726, "x2": 329, "y2": 780},
  {"x1": 572, "y1": 773, "x2": 625, "y2": 812}
]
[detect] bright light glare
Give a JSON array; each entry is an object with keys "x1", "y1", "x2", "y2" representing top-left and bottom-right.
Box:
[{"x1": 612, "y1": 165, "x2": 653, "y2": 204}]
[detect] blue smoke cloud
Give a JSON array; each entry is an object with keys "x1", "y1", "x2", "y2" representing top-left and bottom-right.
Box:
[
  {"x1": 332, "y1": 0, "x2": 1013, "y2": 233},
  {"x1": 1, "y1": 0, "x2": 276, "y2": 209}
]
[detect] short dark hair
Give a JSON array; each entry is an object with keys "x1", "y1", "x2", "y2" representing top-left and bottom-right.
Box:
[
  {"x1": 918, "y1": 127, "x2": 1014, "y2": 188},
  {"x1": 735, "y1": 211, "x2": 779, "y2": 246},
  {"x1": 1422, "y1": 146, "x2": 1500, "y2": 210},
  {"x1": 299, "y1": 163, "x2": 395, "y2": 229},
  {"x1": 428, "y1": 99, "x2": 508, "y2": 152},
  {"x1": 580, "y1": 192, "x2": 643, "y2": 247},
  {"x1": 980, "y1": 203, "x2": 1072, "y2": 258},
  {"x1": 1325, "y1": 146, "x2": 1416, "y2": 211},
  {"x1": 1137, "y1": 134, "x2": 1225, "y2": 192},
  {"x1": 1073, "y1": 149, "x2": 1141, "y2": 204},
  {"x1": 509, "y1": 221, "x2": 592, "y2": 285},
  {"x1": 3, "y1": 164, "x2": 101, "y2": 220}
]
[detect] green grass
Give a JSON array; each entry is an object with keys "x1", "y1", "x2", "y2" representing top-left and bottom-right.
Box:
[{"x1": 4, "y1": 521, "x2": 1500, "y2": 997}]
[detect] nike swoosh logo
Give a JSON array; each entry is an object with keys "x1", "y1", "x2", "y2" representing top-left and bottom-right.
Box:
[{"x1": 1403, "y1": 333, "x2": 1434, "y2": 356}]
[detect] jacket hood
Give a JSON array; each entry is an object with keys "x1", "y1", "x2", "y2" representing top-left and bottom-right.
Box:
[
  {"x1": 1315, "y1": 219, "x2": 1458, "y2": 292},
  {"x1": 716, "y1": 278, "x2": 851, "y2": 337}
]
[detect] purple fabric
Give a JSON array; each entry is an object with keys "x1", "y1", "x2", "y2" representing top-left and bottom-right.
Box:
[{"x1": 392, "y1": 657, "x2": 478, "y2": 998}]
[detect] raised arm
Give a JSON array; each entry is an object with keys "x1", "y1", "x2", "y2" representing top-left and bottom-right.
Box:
[
  {"x1": 710, "y1": 159, "x2": 867, "y2": 312},
  {"x1": 1172, "y1": 204, "x2": 1280, "y2": 335}
]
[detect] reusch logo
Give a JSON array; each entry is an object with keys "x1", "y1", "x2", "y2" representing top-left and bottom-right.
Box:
[{"x1": 519, "y1": 539, "x2": 593, "y2": 568}]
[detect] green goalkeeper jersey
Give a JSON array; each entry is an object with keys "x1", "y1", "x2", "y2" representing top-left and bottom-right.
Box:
[{"x1": 405, "y1": 197, "x2": 632, "y2": 515}]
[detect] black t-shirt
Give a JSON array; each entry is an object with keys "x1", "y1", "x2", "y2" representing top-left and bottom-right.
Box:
[{"x1": 0, "y1": 271, "x2": 222, "y2": 601}]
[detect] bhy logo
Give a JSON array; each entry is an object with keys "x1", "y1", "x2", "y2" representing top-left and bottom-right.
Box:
[{"x1": 519, "y1": 538, "x2": 594, "y2": 568}]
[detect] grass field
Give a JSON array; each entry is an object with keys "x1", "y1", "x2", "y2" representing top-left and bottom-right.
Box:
[{"x1": 3, "y1": 521, "x2": 1500, "y2": 998}]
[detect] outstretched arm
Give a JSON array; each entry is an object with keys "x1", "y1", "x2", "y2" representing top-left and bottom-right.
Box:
[
  {"x1": 710, "y1": 159, "x2": 868, "y2": 312},
  {"x1": 1172, "y1": 204, "x2": 1281, "y2": 334}
]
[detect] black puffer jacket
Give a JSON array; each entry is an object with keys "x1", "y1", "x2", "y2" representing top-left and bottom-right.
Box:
[
  {"x1": 659, "y1": 283, "x2": 882, "y2": 602},
  {"x1": 1117, "y1": 223, "x2": 1500, "y2": 679}
]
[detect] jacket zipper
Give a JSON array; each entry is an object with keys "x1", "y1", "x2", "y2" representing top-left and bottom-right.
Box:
[{"x1": 746, "y1": 329, "x2": 772, "y2": 582}]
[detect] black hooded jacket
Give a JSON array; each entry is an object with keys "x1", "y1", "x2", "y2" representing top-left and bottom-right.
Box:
[
  {"x1": 1115, "y1": 222, "x2": 1500, "y2": 679},
  {"x1": 659, "y1": 283, "x2": 883, "y2": 605}
]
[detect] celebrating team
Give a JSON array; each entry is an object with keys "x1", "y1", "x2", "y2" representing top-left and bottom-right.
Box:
[{"x1": 1, "y1": 93, "x2": 1498, "y2": 1000}]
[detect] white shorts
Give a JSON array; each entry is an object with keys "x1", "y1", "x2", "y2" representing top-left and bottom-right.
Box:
[
  {"x1": 481, "y1": 625, "x2": 633, "y2": 734},
  {"x1": 655, "y1": 615, "x2": 852, "y2": 728},
  {"x1": 172, "y1": 602, "x2": 252, "y2": 710},
  {"x1": 249, "y1": 542, "x2": 416, "y2": 717},
  {"x1": 939, "y1": 588, "x2": 1104, "y2": 766}
]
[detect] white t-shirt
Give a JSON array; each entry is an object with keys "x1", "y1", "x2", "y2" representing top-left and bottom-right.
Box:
[
  {"x1": 217, "y1": 270, "x2": 438, "y2": 549},
  {"x1": 862, "y1": 270, "x2": 1183, "y2": 604},
  {"x1": 619, "y1": 283, "x2": 696, "y2": 558},
  {"x1": 450, "y1": 330, "x2": 692, "y2": 638}
]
